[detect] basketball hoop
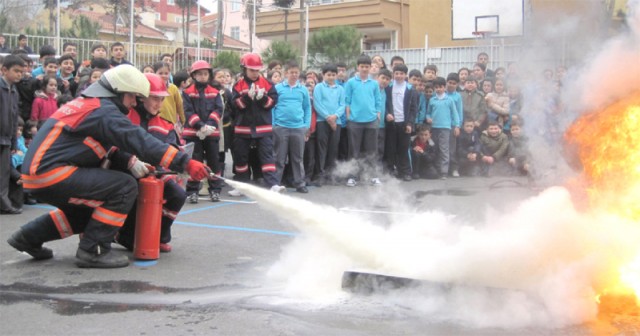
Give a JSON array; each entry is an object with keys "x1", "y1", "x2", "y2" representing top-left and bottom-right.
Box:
[{"x1": 472, "y1": 31, "x2": 494, "y2": 39}]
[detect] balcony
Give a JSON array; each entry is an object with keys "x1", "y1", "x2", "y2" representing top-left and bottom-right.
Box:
[{"x1": 255, "y1": 0, "x2": 410, "y2": 49}]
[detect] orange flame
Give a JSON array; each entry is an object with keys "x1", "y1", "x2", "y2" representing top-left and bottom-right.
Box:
[{"x1": 565, "y1": 91, "x2": 640, "y2": 304}]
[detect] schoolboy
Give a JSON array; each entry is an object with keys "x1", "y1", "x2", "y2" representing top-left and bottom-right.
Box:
[
  {"x1": 31, "y1": 45, "x2": 56, "y2": 78},
  {"x1": 410, "y1": 125, "x2": 439, "y2": 179},
  {"x1": 344, "y1": 54, "x2": 382, "y2": 186},
  {"x1": 109, "y1": 42, "x2": 133, "y2": 67},
  {"x1": 62, "y1": 42, "x2": 79, "y2": 76},
  {"x1": 335, "y1": 61, "x2": 349, "y2": 162},
  {"x1": 15, "y1": 35, "x2": 33, "y2": 54},
  {"x1": 456, "y1": 119, "x2": 482, "y2": 176},
  {"x1": 57, "y1": 54, "x2": 76, "y2": 95},
  {"x1": 15, "y1": 54, "x2": 37, "y2": 122},
  {"x1": 480, "y1": 120, "x2": 510, "y2": 176},
  {"x1": 425, "y1": 77, "x2": 459, "y2": 180},
  {"x1": 389, "y1": 56, "x2": 405, "y2": 69},
  {"x1": 445, "y1": 73, "x2": 463, "y2": 177},
  {"x1": 423, "y1": 64, "x2": 438, "y2": 80},
  {"x1": 461, "y1": 77, "x2": 487, "y2": 129},
  {"x1": 376, "y1": 69, "x2": 391, "y2": 170},
  {"x1": 385, "y1": 64, "x2": 418, "y2": 181},
  {"x1": 408, "y1": 69, "x2": 422, "y2": 86},
  {"x1": 90, "y1": 44, "x2": 108, "y2": 59},
  {"x1": 507, "y1": 121, "x2": 530, "y2": 175},
  {"x1": 272, "y1": 61, "x2": 311, "y2": 193},
  {"x1": 313, "y1": 63, "x2": 345, "y2": 184},
  {"x1": 1, "y1": 55, "x2": 26, "y2": 214},
  {"x1": 415, "y1": 78, "x2": 431, "y2": 125},
  {"x1": 457, "y1": 67, "x2": 470, "y2": 91}
]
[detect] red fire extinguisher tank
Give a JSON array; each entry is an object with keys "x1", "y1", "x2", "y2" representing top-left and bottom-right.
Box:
[{"x1": 134, "y1": 175, "x2": 165, "y2": 260}]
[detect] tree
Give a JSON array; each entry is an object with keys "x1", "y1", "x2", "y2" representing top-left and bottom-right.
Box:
[
  {"x1": 243, "y1": 0, "x2": 263, "y2": 51},
  {"x1": 105, "y1": 0, "x2": 129, "y2": 40},
  {"x1": 273, "y1": 0, "x2": 295, "y2": 42},
  {"x1": 43, "y1": 0, "x2": 56, "y2": 36},
  {"x1": 308, "y1": 26, "x2": 361, "y2": 67},
  {"x1": 62, "y1": 15, "x2": 100, "y2": 39},
  {"x1": 176, "y1": 0, "x2": 194, "y2": 47},
  {"x1": 261, "y1": 40, "x2": 299, "y2": 65},
  {"x1": 213, "y1": 50, "x2": 241, "y2": 75}
]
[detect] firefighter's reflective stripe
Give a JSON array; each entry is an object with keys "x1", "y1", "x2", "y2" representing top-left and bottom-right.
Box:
[
  {"x1": 148, "y1": 125, "x2": 169, "y2": 135},
  {"x1": 235, "y1": 164, "x2": 249, "y2": 173},
  {"x1": 235, "y1": 126, "x2": 251, "y2": 135},
  {"x1": 162, "y1": 208, "x2": 178, "y2": 220},
  {"x1": 264, "y1": 96, "x2": 275, "y2": 109},
  {"x1": 83, "y1": 136, "x2": 107, "y2": 159},
  {"x1": 182, "y1": 129, "x2": 197, "y2": 137},
  {"x1": 91, "y1": 207, "x2": 127, "y2": 227},
  {"x1": 208, "y1": 112, "x2": 221, "y2": 124},
  {"x1": 188, "y1": 114, "x2": 201, "y2": 127},
  {"x1": 22, "y1": 166, "x2": 78, "y2": 189},
  {"x1": 235, "y1": 97, "x2": 246, "y2": 109},
  {"x1": 256, "y1": 125, "x2": 273, "y2": 134},
  {"x1": 30, "y1": 121, "x2": 65, "y2": 175},
  {"x1": 50, "y1": 209, "x2": 73, "y2": 238},
  {"x1": 159, "y1": 146, "x2": 179, "y2": 168},
  {"x1": 262, "y1": 163, "x2": 276, "y2": 172},
  {"x1": 69, "y1": 197, "x2": 104, "y2": 208}
]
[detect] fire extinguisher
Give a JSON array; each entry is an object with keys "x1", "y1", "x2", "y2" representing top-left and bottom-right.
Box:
[{"x1": 133, "y1": 171, "x2": 165, "y2": 260}]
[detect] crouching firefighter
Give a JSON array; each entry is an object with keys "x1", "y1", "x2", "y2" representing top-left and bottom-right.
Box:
[
  {"x1": 115, "y1": 73, "x2": 187, "y2": 253},
  {"x1": 6, "y1": 65, "x2": 210, "y2": 268}
]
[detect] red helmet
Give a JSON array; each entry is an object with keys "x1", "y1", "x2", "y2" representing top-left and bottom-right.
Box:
[
  {"x1": 240, "y1": 53, "x2": 263, "y2": 70},
  {"x1": 190, "y1": 60, "x2": 212, "y2": 75},
  {"x1": 144, "y1": 73, "x2": 169, "y2": 97}
]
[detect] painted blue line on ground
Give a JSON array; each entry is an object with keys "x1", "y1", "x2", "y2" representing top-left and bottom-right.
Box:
[
  {"x1": 178, "y1": 202, "x2": 237, "y2": 215},
  {"x1": 133, "y1": 260, "x2": 158, "y2": 267},
  {"x1": 28, "y1": 204, "x2": 56, "y2": 210},
  {"x1": 174, "y1": 220, "x2": 297, "y2": 236}
]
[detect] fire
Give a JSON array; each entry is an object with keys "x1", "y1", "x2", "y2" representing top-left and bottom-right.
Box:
[{"x1": 565, "y1": 91, "x2": 640, "y2": 305}]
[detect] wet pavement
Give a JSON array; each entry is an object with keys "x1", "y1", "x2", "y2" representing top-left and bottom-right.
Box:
[{"x1": 1, "y1": 175, "x2": 637, "y2": 335}]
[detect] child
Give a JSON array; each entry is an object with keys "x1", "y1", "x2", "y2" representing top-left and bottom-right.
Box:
[
  {"x1": 141, "y1": 64, "x2": 154, "y2": 73},
  {"x1": 154, "y1": 61, "x2": 185, "y2": 126},
  {"x1": 335, "y1": 61, "x2": 349, "y2": 162},
  {"x1": 109, "y1": 42, "x2": 133, "y2": 67},
  {"x1": 9, "y1": 117, "x2": 32, "y2": 209},
  {"x1": 31, "y1": 45, "x2": 56, "y2": 78},
  {"x1": 507, "y1": 121, "x2": 530, "y2": 175},
  {"x1": 211, "y1": 68, "x2": 233, "y2": 181},
  {"x1": 272, "y1": 61, "x2": 311, "y2": 193},
  {"x1": 344, "y1": 54, "x2": 382, "y2": 187},
  {"x1": 456, "y1": 119, "x2": 482, "y2": 176},
  {"x1": 30, "y1": 75, "x2": 59, "y2": 128},
  {"x1": 182, "y1": 60, "x2": 223, "y2": 202},
  {"x1": 423, "y1": 64, "x2": 438, "y2": 80},
  {"x1": 267, "y1": 69, "x2": 282, "y2": 84},
  {"x1": 425, "y1": 77, "x2": 459, "y2": 180},
  {"x1": 57, "y1": 54, "x2": 76, "y2": 96},
  {"x1": 76, "y1": 68, "x2": 102, "y2": 97},
  {"x1": 385, "y1": 64, "x2": 418, "y2": 181},
  {"x1": 230, "y1": 53, "x2": 282, "y2": 193},
  {"x1": 408, "y1": 69, "x2": 422, "y2": 86},
  {"x1": 1, "y1": 55, "x2": 26, "y2": 215},
  {"x1": 445, "y1": 73, "x2": 463, "y2": 177},
  {"x1": 480, "y1": 121, "x2": 510, "y2": 177},
  {"x1": 375, "y1": 69, "x2": 391, "y2": 173},
  {"x1": 173, "y1": 70, "x2": 191, "y2": 92},
  {"x1": 457, "y1": 67, "x2": 470, "y2": 91},
  {"x1": 485, "y1": 78, "x2": 510, "y2": 129},
  {"x1": 415, "y1": 78, "x2": 432, "y2": 125},
  {"x1": 313, "y1": 63, "x2": 345, "y2": 185},
  {"x1": 410, "y1": 125, "x2": 439, "y2": 179},
  {"x1": 461, "y1": 78, "x2": 487, "y2": 130}
]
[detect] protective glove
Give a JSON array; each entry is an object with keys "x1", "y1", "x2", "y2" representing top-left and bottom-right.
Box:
[
  {"x1": 197, "y1": 125, "x2": 216, "y2": 139},
  {"x1": 248, "y1": 83, "x2": 256, "y2": 100},
  {"x1": 256, "y1": 87, "x2": 265, "y2": 100},
  {"x1": 128, "y1": 156, "x2": 150, "y2": 178},
  {"x1": 185, "y1": 160, "x2": 209, "y2": 181}
]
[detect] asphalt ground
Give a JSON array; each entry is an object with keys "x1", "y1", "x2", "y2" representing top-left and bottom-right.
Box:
[{"x1": 0, "y1": 174, "x2": 636, "y2": 335}]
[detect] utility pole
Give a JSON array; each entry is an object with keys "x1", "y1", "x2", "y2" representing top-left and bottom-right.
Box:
[
  {"x1": 299, "y1": 0, "x2": 304, "y2": 63},
  {"x1": 216, "y1": 0, "x2": 224, "y2": 51}
]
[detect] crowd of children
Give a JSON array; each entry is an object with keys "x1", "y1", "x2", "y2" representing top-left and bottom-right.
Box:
[{"x1": 2, "y1": 41, "x2": 568, "y2": 215}]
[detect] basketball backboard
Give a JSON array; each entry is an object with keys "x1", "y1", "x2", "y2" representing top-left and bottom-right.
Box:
[{"x1": 452, "y1": 0, "x2": 524, "y2": 39}]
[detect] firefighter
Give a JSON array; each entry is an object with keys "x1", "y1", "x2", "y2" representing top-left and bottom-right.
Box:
[
  {"x1": 182, "y1": 60, "x2": 223, "y2": 203},
  {"x1": 6, "y1": 65, "x2": 210, "y2": 268},
  {"x1": 116, "y1": 73, "x2": 187, "y2": 253},
  {"x1": 230, "y1": 53, "x2": 284, "y2": 192}
]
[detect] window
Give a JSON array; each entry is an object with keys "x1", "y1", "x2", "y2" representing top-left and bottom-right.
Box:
[
  {"x1": 230, "y1": 26, "x2": 240, "y2": 40},
  {"x1": 155, "y1": 13, "x2": 161, "y2": 20},
  {"x1": 167, "y1": 0, "x2": 175, "y2": 5},
  {"x1": 231, "y1": 1, "x2": 241, "y2": 12},
  {"x1": 175, "y1": 16, "x2": 183, "y2": 23}
]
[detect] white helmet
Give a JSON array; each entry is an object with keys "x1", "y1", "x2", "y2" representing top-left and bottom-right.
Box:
[{"x1": 83, "y1": 64, "x2": 150, "y2": 98}]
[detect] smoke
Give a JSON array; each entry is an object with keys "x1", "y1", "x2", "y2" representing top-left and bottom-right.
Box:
[{"x1": 226, "y1": 179, "x2": 640, "y2": 329}]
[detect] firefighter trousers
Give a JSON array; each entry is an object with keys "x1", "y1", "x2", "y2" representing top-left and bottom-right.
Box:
[
  {"x1": 186, "y1": 137, "x2": 221, "y2": 195},
  {"x1": 232, "y1": 135, "x2": 278, "y2": 187},
  {"x1": 20, "y1": 168, "x2": 138, "y2": 253}
]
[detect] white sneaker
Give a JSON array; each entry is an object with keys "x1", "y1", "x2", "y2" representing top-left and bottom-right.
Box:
[
  {"x1": 346, "y1": 178, "x2": 357, "y2": 187},
  {"x1": 270, "y1": 185, "x2": 286, "y2": 193},
  {"x1": 452, "y1": 170, "x2": 460, "y2": 178},
  {"x1": 370, "y1": 178, "x2": 382, "y2": 186},
  {"x1": 228, "y1": 189, "x2": 243, "y2": 197}
]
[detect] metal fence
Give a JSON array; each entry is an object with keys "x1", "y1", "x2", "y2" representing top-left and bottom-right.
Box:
[{"x1": 2, "y1": 33, "x2": 218, "y2": 72}]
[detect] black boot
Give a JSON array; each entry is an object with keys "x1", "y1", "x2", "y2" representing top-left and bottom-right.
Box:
[
  {"x1": 7, "y1": 230, "x2": 53, "y2": 260},
  {"x1": 75, "y1": 247, "x2": 129, "y2": 268}
]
